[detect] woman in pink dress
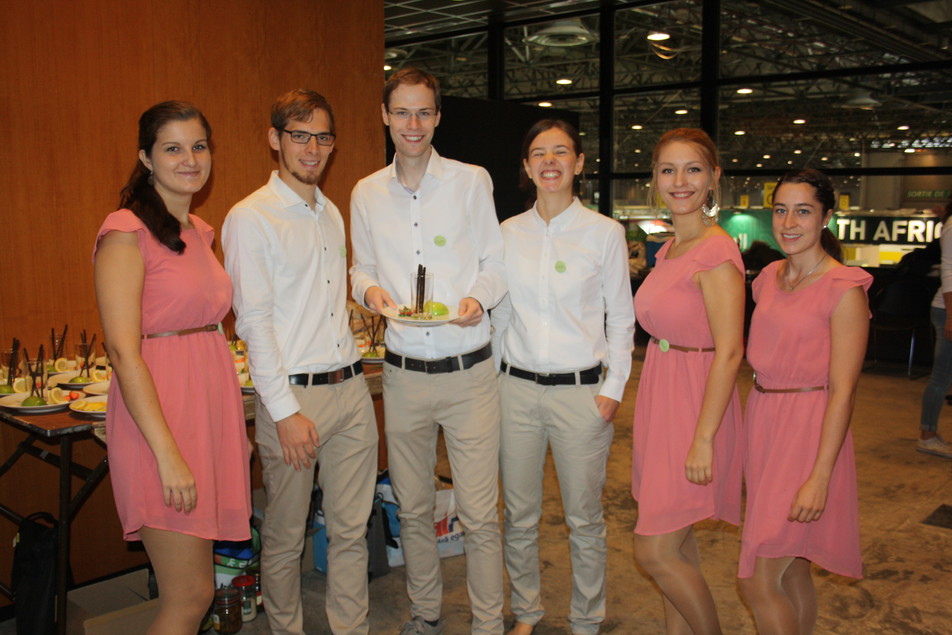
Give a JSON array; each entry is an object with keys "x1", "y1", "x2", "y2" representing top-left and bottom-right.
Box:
[
  {"x1": 94, "y1": 101, "x2": 251, "y2": 634},
  {"x1": 739, "y1": 169, "x2": 869, "y2": 634},
  {"x1": 631, "y1": 128, "x2": 745, "y2": 634}
]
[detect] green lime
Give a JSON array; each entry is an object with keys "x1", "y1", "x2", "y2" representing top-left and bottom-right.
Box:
[
  {"x1": 69, "y1": 375, "x2": 93, "y2": 384},
  {"x1": 22, "y1": 395, "x2": 47, "y2": 407},
  {"x1": 0, "y1": 385, "x2": 14, "y2": 394},
  {"x1": 423, "y1": 301, "x2": 449, "y2": 316}
]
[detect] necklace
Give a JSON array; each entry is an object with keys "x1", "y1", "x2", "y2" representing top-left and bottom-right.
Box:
[{"x1": 784, "y1": 254, "x2": 827, "y2": 291}]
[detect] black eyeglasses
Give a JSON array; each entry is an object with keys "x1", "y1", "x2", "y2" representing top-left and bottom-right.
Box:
[{"x1": 280, "y1": 129, "x2": 336, "y2": 146}]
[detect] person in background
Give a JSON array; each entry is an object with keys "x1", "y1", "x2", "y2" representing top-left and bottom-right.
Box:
[
  {"x1": 490, "y1": 119, "x2": 634, "y2": 635},
  {"x1": 630, "y1": 128, "x2": 744, "y2": 635},
  {"x1": 223, "y1": 89, "x2": 378, "y2": 635},
  {"x1": 917, "y1": 200, "x2": 952, "y2": 459},
  {"x1": 94, "y1": 101, "x2": 251, "y2": 633},
  {"x1": 350, "y1": 67, "x2": 507, "y2": 635},
  {"x1": 739, "y1": 168, "x2": 870, "y2": 633}
]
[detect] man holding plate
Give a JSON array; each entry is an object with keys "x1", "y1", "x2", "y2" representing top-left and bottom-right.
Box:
[
  {"x1": 223, "y1": 89, "x2": 378, "y2": 635},
  {"x1": 350, "y1": 68, "x2": 507, "y2": 635}
]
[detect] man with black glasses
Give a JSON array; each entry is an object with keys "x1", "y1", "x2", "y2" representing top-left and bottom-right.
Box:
[
  {"x1": 350, "y1": 68, "x2": 507, "y2": 635},
  {"x1": 223, "y1": 89, "x2": 378, "y2": 635}
]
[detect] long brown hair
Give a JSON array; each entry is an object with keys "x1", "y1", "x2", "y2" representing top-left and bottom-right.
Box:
[
  {"x1": 118, "y1": 101, "x2": 211, "y2": 254},
  {"x1": 647, "y1": 128, "x2": 721, "y2": 215}
]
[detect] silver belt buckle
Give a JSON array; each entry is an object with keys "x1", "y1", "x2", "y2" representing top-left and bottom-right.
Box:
[{"x1": 327, "y1": 369, "x2": 346, "y2": 384}]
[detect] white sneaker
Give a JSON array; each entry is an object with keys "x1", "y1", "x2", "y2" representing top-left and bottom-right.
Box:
[
  {"x1": 399, "y1": 616, "x2": 444, "y2": 635},
  {"x1": 917, "y1": 435, "x2": 952, "y2": 459}
]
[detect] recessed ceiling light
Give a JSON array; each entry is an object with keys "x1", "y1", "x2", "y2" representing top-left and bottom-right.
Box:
[
  {"x1": 821, "y1": 156, "x2": 829, "y2": 161},
  {"x1": 736, "y1": 88, "x2": 753, "y2": 94},
  {"x1": 731, "y1": 158, "x2": 739, "y2": 163},
  {"x1": 756, "y1": 163, "x2": 763, "y2": 168},
  {"x1": 793, "y1": 119, "x2": 806, "y2": 125},
  {"x1": 897, "y1": 125, "x2": 910, "y2": 130},
  {"x1": 674, "y1": 108, "x2": 688, "y2": 115},
  {"x1": 631, "y1": 124, "x2": 643, "y2": 130},
  {"x1": 383, "y1": 64, "x2": 392, "y2": 71},
  {"x1": 793, "y1": 149, "x2": 802, "y2": 154},
  {"x1": 904, "y1": 148, "x2": 915, "y2": 153},
  {"x1": 854, "y1": 152, "x2": 861, "y2": 157},
  {"x1": 538, "y1": 102, "x2": 553, "y2": 108},
  {"x1": 763, "y1": 154, "x2": 771, "y2": 159},
  {"x1": 635, "y1": 149, "x2": 641, "y2": 153},
  {"x1": 787, "y1": 160, "x2": 793, "y2": 164},
  {"x1": 556, "y1": 78, "x2": 573, "y2": 85},
  {"x1": 647, "y1": 31, "x2": 670, "y2": 41}
]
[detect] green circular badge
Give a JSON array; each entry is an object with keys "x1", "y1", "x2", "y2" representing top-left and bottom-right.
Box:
[
  {"x1": 434, "y1": 235, "x2": 447, "y2": 247},
  {"x1": 339, "y1": 245, "x2": 347, "y2": 258},
  {"x1": 554, "y1": 260, "x2": 567, "y2": 273},
  {"x1": 658, "y1": 339, "x2": 670, "y2": 353}
]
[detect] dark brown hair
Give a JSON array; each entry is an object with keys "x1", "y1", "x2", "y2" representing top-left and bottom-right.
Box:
[
  {"x1": 383, "y1": 67, "x2": 441, "y2": 112},
  {"x1": 519, "y1": 119, "x2": 584, "y2": 208},
  {"x1": 775, "y1": 168, "x2": 843, "y2": 262},
  {"x1": 271, "y1": 89, "x2": 336, "y2": 134},
  {"x1": 118, "y1": 101, "x2": 211, "y2": 254}
]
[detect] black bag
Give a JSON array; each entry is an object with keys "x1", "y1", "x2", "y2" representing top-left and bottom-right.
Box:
[
  {"x1": 366, "y1": 493, "x2": 391, "y2": 580},
  {"x1": 12, "y1": 512, "x2": 58, "y2": 635}
]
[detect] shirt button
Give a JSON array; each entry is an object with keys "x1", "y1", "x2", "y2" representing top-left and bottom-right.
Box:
[
  {"x1": 413, "y1": 195, "x2": 417, "y2": 200},
  {"x1": 416, "y1": 250, "x2": 420, "y2": 255},
  {"x1": 414, "y1": 222, "x2": 418, "y2": 227}
]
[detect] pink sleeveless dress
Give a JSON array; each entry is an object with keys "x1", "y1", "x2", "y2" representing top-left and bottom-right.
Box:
[
  {"x1": 94, "y1": 210, "x2": 251, "y2": 541},
  {"x1": 632, "y1": 235, "x2": 744, "y2": 535},
  {"x1": 739, "y1": 261, "x2": 870, "y2": 578}
]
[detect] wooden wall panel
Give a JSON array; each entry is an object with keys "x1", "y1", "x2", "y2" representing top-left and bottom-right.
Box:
[{"x1": 0, "y1": 0, "x2": 384, "y2": 595}]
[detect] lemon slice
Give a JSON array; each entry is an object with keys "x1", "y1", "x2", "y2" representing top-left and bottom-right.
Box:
[
  {"x1": 53, "y1": 357, "x2": 70, "y2": 372},
  {"x1": 12, "y1": 377, "x2": 28, "y2": 393},
  {"x1": 91, "y1": 368, "x2": 109, "y2": 382},
  {"x1": 46, "y1": 387, "x2": 68, "y2": 404}
]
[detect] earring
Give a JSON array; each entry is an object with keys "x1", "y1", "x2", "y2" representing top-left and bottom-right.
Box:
[
  {"x1": 701, "y1": 191, "x2": 719, "y2": 225},
  {"x1": 148, "y1": 171, "x2": 155, "y2": 186}
]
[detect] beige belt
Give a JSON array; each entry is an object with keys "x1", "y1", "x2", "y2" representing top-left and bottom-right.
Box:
[
  {"x1": 752, "y1": 372, "x2": 827, "y2": 393},
  {"x1": 650, "y1": 336, "x2": 715, "y2": 353},
  {"x1": 143, "y1": 324, "x2": 220, "y2": 339}
]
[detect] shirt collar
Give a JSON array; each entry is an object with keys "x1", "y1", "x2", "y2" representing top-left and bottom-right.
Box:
[
  {"x1": 387, "y1": 147, "x2": 445, "y2": 189},
  {"x1": 266, "y1": 170, "x2": 327, "y2": 213},
  {"x1": 530, "y1": 197, "x2": 583, "y2": 229}
]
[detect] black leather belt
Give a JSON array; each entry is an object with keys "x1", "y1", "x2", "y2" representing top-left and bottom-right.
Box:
[
  {"x1": 501, "y1": 361, "x2": 602, "y2": 386},
  {"x1": 289, "y1": 362, "x2": 363, "y2": 386},
  {"x1": 384, "y1": 343, "x2": 492, "y2": 374}
]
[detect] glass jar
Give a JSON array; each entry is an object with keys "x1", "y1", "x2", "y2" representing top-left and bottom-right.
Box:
[
  {"x1": 212, "y1": 587, "x2": 242, "y2": 633},
  {"x1": 231, "y1": 575, "x2": 257, "y2": 622}
]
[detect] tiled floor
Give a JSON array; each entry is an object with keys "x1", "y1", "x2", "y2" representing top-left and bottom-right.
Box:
[{"x1": 4, "y1": 356, "x2": 950, "y2": 634}]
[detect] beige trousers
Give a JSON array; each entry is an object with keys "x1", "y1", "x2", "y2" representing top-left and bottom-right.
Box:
[
  {"x1": 382, "y1": 355, "x2": 504, "y2": 634},
  {"x1": 498, "y1": 373, "x2": 613, "y2": 635},
  {"x1": 256, "y1": 375, "x2": 378, "y2": 635}
]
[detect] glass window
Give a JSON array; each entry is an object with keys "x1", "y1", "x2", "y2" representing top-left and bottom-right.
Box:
[
  {"x1": 614, "y1": 91, "x2": 701, "y2": 172},
  {"x1": 615, "y1": 0, "x2": 703, "y2": 89},
  {"x1": 504, "y1": 16, "x2": 600, "y2": 99},
  {"x1": 387, "y1": 33, "x2": 488, "y2": 99}
]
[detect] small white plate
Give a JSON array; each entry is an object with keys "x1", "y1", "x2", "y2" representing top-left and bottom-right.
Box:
[
  {"x1": 0, "y1": 393, "x2": 70, "y2": 415},
  {"x1": 381, "y1": 306, "x2": 458, "y2": 326},
  {"x1": 83, "y1": 381, "x2": 110, "y2": 396},
  {"x1": 69, "y1": 395, "x2": 108, "y2": 419},
  {"x1": 56, "y1": 373, "x2": 99, "y2": 390}
]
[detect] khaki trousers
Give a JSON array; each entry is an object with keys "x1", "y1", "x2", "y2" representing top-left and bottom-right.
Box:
[
  {"x1": 498, "y1": 373, "x2": 613, "y2": 635},
  {"x1": 256, "y1": 375, "x2": 378, "y2": 635},
  {"x1": 383, "y1": 355, "x2": 504, "y2": 634}
]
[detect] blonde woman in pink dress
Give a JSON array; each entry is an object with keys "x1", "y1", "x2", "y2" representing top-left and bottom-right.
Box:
[
  {"x1": 632, "y1": 128, "x2": 745, "y2": 634},
  {"x1": 739, "y1": 169, "x2": 869, "y2": 634},
  {"x1": 94, "y1": 101, "x2": 251, "y2": 634}
]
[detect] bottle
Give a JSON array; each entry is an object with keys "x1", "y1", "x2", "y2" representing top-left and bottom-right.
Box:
[
  {"x1": 231, "y1": 575, "x2": 258, "y2": 622},
  {"x1": 212, "y1": 586, "x2": 242, "y2": 633}
]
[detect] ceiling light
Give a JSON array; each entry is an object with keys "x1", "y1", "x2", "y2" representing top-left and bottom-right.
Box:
[
  {"x1": 904, "y1": 148, "x2": 916, "y2": 153},
  {"x1": 756, "y1": 163, "x2": 763, "y2": 167},
  {"x1": 787, "y1": 160, "x2": 793, "y2": 164},
  {"x1": 384, "y1": 47, "x2": 407, "y2": 61},
  {"x1": 731, "y1": 158, "x2": 739, "y2": 163},
  {"x1": 538, "y1": 102, "x2": 553, "y2": 108},
  {"x1": 793, "y1": 119, "x2": 806, "y2": 125},
  {"x1": 647, "y1": 31, "x2": 670, "y2": 41},
  {"x1": 383, "y1": 64, "x2": 392, "y2": 71},
  {"x1": 840, "y1": 89, "x2": 881, "y2": 110},
  {"x1": 854, "y1": 152, "x2": 861, "y2": 157},
  {"x1": 821, "y1": 156, "x2": 829, "y2": 161},
  {"x1": 736, "y1": 88, "x2": 753, "y2": 94},
  {"x1": 635, "y1": 149, "x2": 642, "y2": 153},
  {"x1": 631, "y1": 124, "x2": 643, "y2": 130},
  {"x1": 734, "y1": 130, "x2": 745, "y2": 135},
  {"x1": 527, "y1": 20, "x2": 596, "y2": 47},
  {"x1": 897, "y1": 125, "x2": 910, "y2": 130},
  {"x1": 794, "y1": 149, "x2": 802, "y2": 154},
  {"x1": 556, "y1": 78, "x2": 573, "y2": 85},
  {"x1": 675, "y1": 108, "x2": 688, "y2": 115}
]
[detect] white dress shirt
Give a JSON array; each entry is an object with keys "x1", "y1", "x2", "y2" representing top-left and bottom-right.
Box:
[
  {"x1": 491, "y1": 198, "x2": 635, "y2": 402},
  {"x1": 223, "y1": 171, "x2": 359, "y2": 422},
  {"x1": 350, "y1": 148, "x2": 507, "y2": 359}
]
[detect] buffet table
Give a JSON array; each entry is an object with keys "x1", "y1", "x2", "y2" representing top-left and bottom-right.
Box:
[{"x1": 0, "y1": 408, "x2": 108, "y2": 635}]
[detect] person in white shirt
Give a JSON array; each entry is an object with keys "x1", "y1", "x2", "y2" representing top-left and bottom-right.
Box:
[
  {"x1": 490, "y1": 120, "x2": 635, "y2": 635},
  {"x1": 222, "y1": 89, "x2": 378, "y2": 635},
  {"x1": 350, "y1": 68, "x2": 507, "y2": 635}
]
